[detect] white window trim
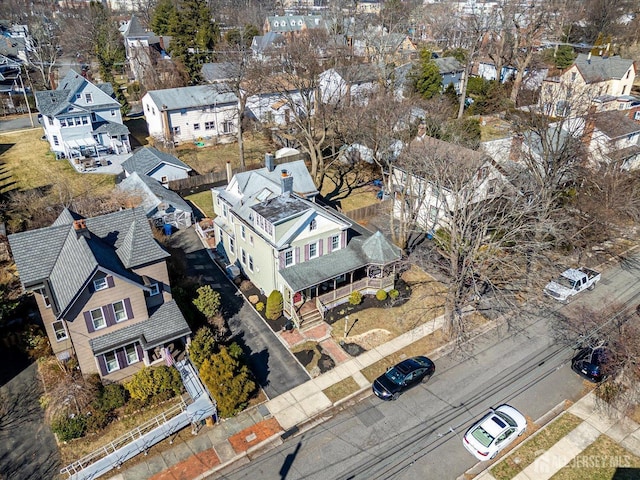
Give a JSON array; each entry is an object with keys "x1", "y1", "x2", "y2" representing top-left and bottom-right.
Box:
[
  {"x1": 93, "y1": 277, "x2": 108, "y2": 291},
  {"x1": 331, "y1": 235, "x2": 340, "y2": 251},
  {"x1": 52, "y1": 320, "x2": 68, "y2": 341},
  {"x1": 91, "y1": 307, "x2": 106, "y2": 330},
  {"x1": 248, "y1": 255, "x2": 254, "y2": 272},
  {"x1": 309, "y1": 242, "x2": 318, "y2": 259},
  {"x1": 125, "y1": 344, "x2": 139, "y2": 364},
  {"x1": 104, "y1": 351, "x2": 120, "y2": 373},
  {"x1": 149, "y1": 283, "x2": 161, "y2": 296},
  {"x1": 112, "y1": 300, "x2": 128, "y2": 323}
]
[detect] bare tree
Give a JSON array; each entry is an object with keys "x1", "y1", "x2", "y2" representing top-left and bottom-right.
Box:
[{"x1": 26, "y1": 13, "x2": 63, "y2": 89}]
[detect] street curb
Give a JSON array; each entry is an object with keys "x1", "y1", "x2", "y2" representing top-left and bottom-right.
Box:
[{"x1": 460, "y1": 399, "x2": 569, "y2": 479}]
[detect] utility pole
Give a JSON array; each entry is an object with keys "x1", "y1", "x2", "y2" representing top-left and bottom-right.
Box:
[{"x1": 18, "y1": 69, "x2": 34, "y2": 128}]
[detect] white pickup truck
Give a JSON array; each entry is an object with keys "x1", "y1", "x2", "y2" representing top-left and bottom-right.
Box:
[{"x1": 544, "y1": 267, "x2": 601, "y2": 303}]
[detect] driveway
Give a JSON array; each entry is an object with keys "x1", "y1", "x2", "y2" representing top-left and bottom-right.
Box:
[
  {"x1": 0, "y1": 347, "x2": 60, "y2": 480},
  {"x1": 0, "y1": 114, "x2": 38, "y2": 132},
  {"x1": 167, "y1": 227, "x2": 310, "y2": 399}
]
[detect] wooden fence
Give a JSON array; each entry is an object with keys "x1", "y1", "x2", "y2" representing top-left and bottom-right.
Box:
[{"x1": 341, "y1": 199, "x2": 392, "y2": 223}]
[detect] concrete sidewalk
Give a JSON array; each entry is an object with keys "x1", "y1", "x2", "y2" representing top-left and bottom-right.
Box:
[{"x1": 474, "y1": 392, "x2": 640, "y2": 480}]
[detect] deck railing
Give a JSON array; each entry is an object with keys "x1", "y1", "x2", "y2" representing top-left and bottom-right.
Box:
[{"x1": 316, "y1": 276, "x2": 395, "y2": 313}]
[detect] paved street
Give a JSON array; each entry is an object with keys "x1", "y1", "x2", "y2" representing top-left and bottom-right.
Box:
[
  {"x1": 0, "y1": 114, "x2": 37, "y2": 132},
  {"x1": 168, "y1": 227, "x2": 310, "y2": 399}
]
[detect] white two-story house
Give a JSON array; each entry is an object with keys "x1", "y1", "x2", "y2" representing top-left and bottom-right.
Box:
[
  {"x1": 212, "y1": 155, "x2": 402, "y2": 327},
  {"x1": 35, "y1": 70, "x2": 130, "y2": 160},
  {"x1": 142, "y1": 85, "x2": 238, "y2": 146}
]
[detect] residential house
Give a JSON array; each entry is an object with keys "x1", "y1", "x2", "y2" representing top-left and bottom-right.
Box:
[
  {"x1": 0, "y1": 54, "x2": 24, "y2": 114},
  {"x1": 34, "y1": 70, "x2": 131, "y2": 160},
  {"x1": 356, "y1": 0, "x2": 382, "y2": 15},
  {"x1": 0, "y1": 22, "x2": 29, "y2": 63},
  {"x1": 433, "y1": 57, "x2": 465, "y2": 95},
  {"x1": 142, "y1": 85, "x2": 238, "y2": 146},
  {"x1": 245, "y1": 76, "x2": 307, "y2": 127},
  {"x1": 118, "y1": 172, "x2": 194, "y2": 228},
  {"x1": 539, "y1": 53, "x2": 636, "y2": 117},
  {"x1": 120, "y1": 15, "x2": 172, "y2": 84},
  {"x1": 353, "y1": 29, "x2": 417, "y2": 64},
  {"x1": 201, "y1": 62, "x2": 239, "y2": 84},
  {"x1": 7, "y1": 208, "x2": 191, "y2": 381},
  {"x1": 263, "y1": 15, "x2": 328, "y2": 40},
  {"x1": 392, "y1": 132, "x2": 512, "y2": 233},
  {"x1": 211, "y1": 155, "x2": 401, "y2": 326},
  {"x1": 122, "y1": 146, "x2": 192, "y2": 185},
  {"x1": 250, "y1": 32, "x2": 286, "y2": 61},
  {"x1": 319, "y1": 63, "x2": 379, "y2": 105}
]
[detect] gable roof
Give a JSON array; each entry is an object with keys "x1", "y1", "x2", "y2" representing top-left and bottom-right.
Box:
[
  {"x1": 121, "y1": 15, "x2": 151, "y2": 38},
  {"x1": 122, "y1": 146, "x2": 191, "y2": 176},
  {"x1": 251, "y1": 31, "x2": 285, "y2": 54},
  {"x1": 35, "y1": 70, "x2": 120, "y2": 117},
  {"x1": 145, "y1": 85, "x2": 238, "y2": 111},
  {"x1": 332, "y1": 63, "x2": 380, "y2": 84},
  {"x1": 592, "y1": 110, "x2": 640, "y2": 139},
  {"x1": 573, "y1": 54, "x2": 634, "y2": 83},
  {"x1": 119, "y1": 172, "x2": 193, "y2": 216},
  {"x1": 8, "y1": 207, "x2": 169, "y2": 315},
  {"x1": 433, "y1": 57, "x2": 464, "y2": 75},
  {"x1": 266, "y1": 15, "x2": 326, "y2": 33},
  {"x1": 201, "y1": 62, "x2": 240, "y2": 83}
]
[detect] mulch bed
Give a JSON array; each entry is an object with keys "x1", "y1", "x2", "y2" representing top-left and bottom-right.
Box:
[
  {"x1": 339, "y1": 342, "x2": 367, "y2": 357},
  {"x1": 228, "y1": 418, "x2": 282, "y2": 453}
]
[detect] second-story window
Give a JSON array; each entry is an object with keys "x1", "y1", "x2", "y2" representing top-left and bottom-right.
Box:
[
  {"x1": 112, "y1": 300, "x2": 128, "y2": 322},
  {"x1": 53, "y1": 320, "x2": 68, "y2": 341},
  {"x1": 149, "y1": 283, "x2": 160, "y2": 296},
  {"x1": 309, "y1": 242, "x2": 318, "y2": 259},
  {"x1": 85, "y1": 93, "x2": 93, "y2": 103},
  {"x1": 248, "y1": 255, "x2": 254, "y2": 272},
  {"x1": 229, "y1": 236, "x2": 235, "y2": 254},
  {"x1": 331, "y1": 235, "x2": 340, "y2": 251},
  {"x1": 241, "y1": 249, "x2": 246, "y2": 264},
  {"x1": 91, "y1": 308, "x2": 106, "y2": 330},
  {"x1": 94, "y1": 277, "x2": 108, "y2": 291},
  {"x1": 241, "y1": 225, "x2": 246, "y2": 239},
  {"x1": 285, "y1": 250, "x2": 294, "y2": 266},
  {"x1": 110, "y1": 109, "x2": 116, "y2": 116},
  {"x1": 309, "y1": 219, "x2": 317, "y2": 231}
]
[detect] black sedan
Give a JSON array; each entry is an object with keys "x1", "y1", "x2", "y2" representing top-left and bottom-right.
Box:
[
  {"x1": 372, "y1": 356, "x2": 435, "y2": 400},
  {"x1": 571, "y1": 346, "x2": 608, "y2": 383}
]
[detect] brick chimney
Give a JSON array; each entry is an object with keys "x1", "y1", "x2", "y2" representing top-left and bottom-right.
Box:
[
  {"x1": 582, "y1": 106, "x2": 597, "y2": 149},
  {"x1": 73, "y1": 219, "x2": 89, "y2": 238},
  {"x1": 509, "y1": 134, "x2": 523, "y2": 161}
]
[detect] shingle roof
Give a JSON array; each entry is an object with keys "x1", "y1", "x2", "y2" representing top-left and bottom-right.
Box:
[
  {"x1": 89, "y1": 300, "x2": 191, "y2": 354},
  {"x1": 433, "y1": 56, "x2": 464, "y2": 74},
  {"x1": 122, "y1": 146, "x2": 191, "y2": 176},
  {"x1": 119, "y1": 172, "x2": 193, "y2": 216},
  {"x1": 93, "y1": 120, "x2": 130, "y2": 136},
  {"x1": 122, "y1": 15, "x2": 151, "y2": 38},
  {"x1": 593, "y1": 110, "x2": 640, "y2": 139},
  {"x1": 201, "y1": 62, "x2": 240, "y2": 83},
  {"x1": 251, "y1": 195, "x2": 310, "y2": 224},
  {"x1": 266, "y1": 15, "x2": 327, "y2": 33},
  {"x1": 8, "y1": 207, "x2": 169, "y2": 314},
  {"x1": 251, "y1": 32, "x2": 285, "y2": 54},
  {"x1": 333, "y1": 63, "x2": 380, "y2": 84},
  {"x1": 145, "y1": 85, "x2": 238, "y2": 111},
  {"x1": 574, "y1": 54, "x2": 634, "y2": 83},
  {"x1": 279, "y1": 230, "x2": 401, "y2": 292}
]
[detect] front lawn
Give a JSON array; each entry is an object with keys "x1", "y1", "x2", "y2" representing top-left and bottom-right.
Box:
[{"x1": 185, "y1": 190, "x2": 215, "y2": 218}]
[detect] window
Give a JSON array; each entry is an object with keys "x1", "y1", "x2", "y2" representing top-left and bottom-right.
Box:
[
  {"x1": 112, "y1": 300, "x2": 128, "y2": 322},
  {"x1": 52, "y1": 320, "x2": 68, "y2": 341},
  {"x1": 428, "y1": 206, "x2": 438, "y2": 222},
  {"x1": 331, "y1": 235, "x2": 340, "y2": 250},
  {"x1": 48, "y1": 116, "x2": 53, "y2": 126},
  {"x1": 309, "y1": 219, "x2": 317, "y2": 231},
  {"x1": 53, "y1": 135, "x2": 59, "y2": 146},
  {"x1": 172, "y1": 126, "x2": 181, "y2": 135},
  {"x1": 110, "y1": 109, "x2": 116, "y2": 116},
  {"x1": 146, "y1": 104, "x2": 150, "y2": 112},
  {"x1": 151, "y1": 107, "x2": 155, "y2": 115},
  {"x1": 35, "y1": 287, "x2": 52, "y2": 308},
  {"x1": 91, "y1": 307, "x2": 106, "y2": 330},
  {"x1": 241, "y1": 225, "x2": 246, "y2": 239},
  {"x1": 60, "y1": 118, "x2": 67, "y2": 127},
  {"x1": 91, "y1": 112, "x2": 97, "y2": 122},
  {"x1": 571, "y1": 72, "x2": 577, "y2": 81},
  {"x1": 125, "y1": 344, "x2": 138, "y2": 364},
  {"x1": 285, "y1": 250, "x2": 294, "y2": 266},
  {"x1": 249, "y1": 235, "x2": 254, "y2": 245},
  {"x1": 82, "y1": 116, "x2": 88, "y2": 125},
  {"x1": 76, "y1": 93, "x2": 81, "y2": 99},
  {"x1": 85, "y1": 93, "x2": 93, "y2": 103},
  {"x1": 93, "y1": 277, "x2": 108, "y2": 291},
  {"x1": 161, "y1": 175, "x2": 168, "y2": 183},
  {"x1": 622, "y1": 86, "x2": 627, "y2": 95},
  {"x1": 194, "y1": 123, "x2": 200, "y2": 130},
  {"x1": 180, "y1": 108, "x2": 187, "y2": 115},
  {"x1": 149, "y1": 283, "x2": 160, "y2": 296},
  {"x1": 241, "y1": 248, "x2": 246, "y2": 264},
  {"x1": 229, "y1": 236, "x2": 235, "y2": 254},
  {"x1": 205, "y1": 121, "x2": 215, "y2": 130},
  {"x1": 248, "y1": 255, "x2": 254, "y2": 272},
  {"x1": 74, "y1": 116, "x2": 81, "y2": 125},
  {"x1": 104, "y1": 351, "x2": 119, "y2": 373},
  {"x1": 309, "y1": 242, "x2": 318, "y2": 259},
  {"x1": 222, "y1": 120, "x2": 234, "y2": 133},
  {"x1": 635, "y1": 111, "x2": 640, "y2": 121}
]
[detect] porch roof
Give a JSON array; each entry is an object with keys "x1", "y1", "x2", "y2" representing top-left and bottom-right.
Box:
[
  {"x1": 89, "y1": 300, "x2": 191, "y2": 355},
  {"x1": 279, "y1": 231, "x2": 401, "y2": 292}
]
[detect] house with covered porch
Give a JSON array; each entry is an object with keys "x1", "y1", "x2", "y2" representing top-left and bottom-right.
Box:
[{"x1": 211, "y1": 155, "x2": 402, "y2": 328}]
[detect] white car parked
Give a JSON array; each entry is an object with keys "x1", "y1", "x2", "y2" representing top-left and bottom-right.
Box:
[{"x1": 463, "y1": 404, "x2": 527, "y2": 460}]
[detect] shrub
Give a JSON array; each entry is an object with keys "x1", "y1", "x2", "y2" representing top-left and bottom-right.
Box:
[
  {"x1": 125, "y1": 366, "x2": 182, "y2": 404},
  {"x1": 265, "y1": 290, "x2": 283, "y2": 320},
  {"x1": 389, "y1": 289, "x2": 399, "y2": 299},
  {"x1": 193, "y1": 285, "x2": 222, "y2": 319},
  {"x1": 199, "y1": 345, "x2": 256, "y2": 417},
  {"x1": 189, "y1": 327, "x2": 217, "y2": 369},
  {"x1": 349, "y1": 291, "x2": 363, "y2": 305},
  {"x1": 85, "y1": 408, "x2": 111, "y2": 433},
  {"x1": 256, "y1": 302, "x2": 264, "y2": 312},
  {"x1": 51, "y1": 414, "x2": 87, "y2": 442},
  {"x1": 376, "y1": 289, "x2": 388, "y2": 301},
  {"x1": 94, "y1": 383, "x2": 127, "y2": 413}
]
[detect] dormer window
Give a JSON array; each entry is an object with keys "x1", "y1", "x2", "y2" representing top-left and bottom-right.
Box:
[
  {"x1": 94, "y1": 277, "x2": 108, "y2": 291},
  {"x1": 274, "y1": 20, "x2": 279, "y2": 27},
  {"x1": 309, "y1": 219, "x2": 317, "y2": 231}
]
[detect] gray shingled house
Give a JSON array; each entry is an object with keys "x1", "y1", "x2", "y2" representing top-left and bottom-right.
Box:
[
  {"x1": 122, "y1": 146, "x2": 192, "y2": 186},
  {"x1": 212, "y1": 156, "x2": 402, "y2": 328},
  {"x1": 8, "y1": 208, "x2": 191, "y2": 381}
]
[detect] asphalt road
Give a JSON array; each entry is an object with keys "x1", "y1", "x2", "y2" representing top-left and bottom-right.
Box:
[
  {"x1": 213, "y1": 253, "x2": 640, "y2": 480},
  {"x1": 0, "y1": 114, "x2": 37, "y2": 132}
]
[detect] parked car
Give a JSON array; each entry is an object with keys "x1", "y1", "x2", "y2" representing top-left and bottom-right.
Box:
[
  {"x1": 463, "y1": 405, "x2": 527, "y2": 460},
  {"x1": 372, "y1": 356, "x2": 435, "y2": 400},
  {"x1": 571, "y1": 346, "x2": 609, "y2": 383},
  {"x1": 544, "y1": 267, "x2": 600, "y2": 303}
]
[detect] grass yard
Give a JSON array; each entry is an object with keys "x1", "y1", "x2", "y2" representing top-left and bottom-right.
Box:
[
  {"x1": 175, "y1": 132, "x2": 274, "y2": 174},
  {"x1": 323, "y1": 376, "x2": 361, "y2": 404},
  {"x1": 320, "y1": 162, "x2": 381, "y2": 212},
  {"x1": 491, "y1": 412, "x2": 584, "y2": 480},
  {"x1": 550, "y1": 435, "x2": 640, "y2": 480},
  {"x1": 330, "y1": 265, "x2": 447, "y2": 349},
  {"x1": 0, "y1": 129, "x2": 116, "y2": 198},
  {"x1": 185, "y1": 190, "x2": 215, "y2": 218}
]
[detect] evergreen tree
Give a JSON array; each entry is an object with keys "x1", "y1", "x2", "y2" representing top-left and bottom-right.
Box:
[
  {"x1": 192, "y1": 285, "x2": 221, "y2": 319},
  {"x1": 188, "y1": 327, "x2": 217, "y2": 369},
  {"x1": 199, "y1": 345, "x2": 255, "y2": 417},
  {"x1": 412, "y1": 49, "x2": 442, "y2": 100},
  {"x1": 89, "y1": 3, "x2": 125, "y2": 83},
  {"x1": 167, "y1": 0, "x2": 218, "y2": 84},
  {"x1": 151, "y1": 0, "x2": 175, "y2": 35}
]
